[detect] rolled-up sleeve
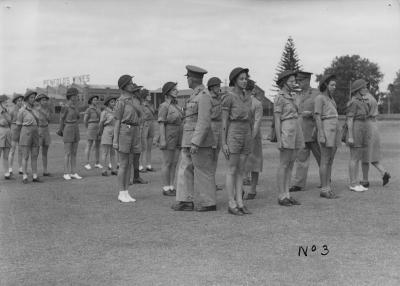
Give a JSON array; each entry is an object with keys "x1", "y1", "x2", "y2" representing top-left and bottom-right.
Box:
[
  {"x1": 314, "y1": 95, "x2": 323, "y2": 115},
  {"x1": 274, "y1": 95, "x2": 283, "y2": 113},
  {"x1": 157, "y1": 103, "x2": 168, "y2": 123},
  {"x1": 114, "y1": 100, "x2": 124, "y2": 121}
]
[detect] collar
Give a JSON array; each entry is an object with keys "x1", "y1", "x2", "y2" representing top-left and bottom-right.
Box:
[
  {"x1": 193, "y1": 84, "x2": 205, "y2": 96},
  {"x1": 279, "y1": 90, "x2": 294, "y2": 101},
  {"x1": 210, "y1": 91, "x2": 220, "y2": 99}
]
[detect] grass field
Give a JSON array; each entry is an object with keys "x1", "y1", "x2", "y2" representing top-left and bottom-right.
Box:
[{"x1": 1, "y1": 121, "x2": 399, "y2": 286}]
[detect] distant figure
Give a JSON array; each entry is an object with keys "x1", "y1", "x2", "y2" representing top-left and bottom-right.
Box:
[
  {"x1": 158, "y1": 82, "x2": 183, "y2": 196},
  {"x1": 139, "y1": 92, "x2": 156, "y2": 172},
  {"x1": 34, "y1": 93, "x2": 52, "y2": 176},
  {"x1": 274, "y1": 71, "x2": 304, "y2": 206},
  {"x1": 83, "y1": 95, "x2": 102, "y2": 170},
  {"x1": 360, "y1": 92, "x2": 391, "y2": 187},
  {"x1": 0, "y1": 94, "x2": 12, "y2": 179},
  {"x1": 98, "y1": 95, "x2": 119, "y2": 176},
  {"x1": 57, "y1": 87, "x2": 83, "y2": 181},
  {"x1": 8, "y1": 93, "x2": 24, "y2": 175},
  {"x1": 345, "y1": 79, "x2": 370, "y2": 192}
]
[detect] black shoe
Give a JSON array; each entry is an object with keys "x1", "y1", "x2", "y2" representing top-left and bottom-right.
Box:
[
  {"x1": 383, "y1": 172, "x2": 391, "y2": 186},
  {"x1": 228, "y1": 207, "x2": 244, "y2": 216},
  {"x1": 22, "y1": 178, "x2": 28, "y2": 184},
  {"x1": 360, "y1": 181, "x2": 370, "y2": 188},
  {"x1": 278, "y1": 198, "x2": 292, "y2": 206},
  {"x1": 243, "y1": 193, "x2": 256, "y2": 200},
  {"x1": 163, "y1": 189, "x2": 176, "y2": 196},
  {"x1": 288, "y1": 197, "x2": 301, "y2": 205},
  {"x1": 289, "y1": 186, "x2": 303, "y2": 192},
  {"x1": 243, "y1": 178, "x2": 251, "y2": 186},
  {"x1": 139, "y1": 168, "x2": 147, "y2": 173},
  {"x1": 4, "y1": 175, "x2": 11, "y2": 180},
  {"x1": 171, "y1": 202, "x2": 194, "y2": 211},
  {"x1": 132, "y1": 177, "x2": 148, "y2": 184},
  {"x1": 32, "y1": 177, "x2": 42, "y2": 183},
  {"x1": 320, "y1": 190, "x2": 338, "y2": 199},
  {"x1": 216, "y1": 184, "x2": 223, "y2": 191},
  {"x1": 146, "y1": 167, "x2": 154, "y2": 172},
  {"x1": 19, "y1": 171, "x2": 23, "y2": 175},
  {"x1": 238, "y1": 205, "x2": 252, "y2": 214},
  {"x1": 196, "y1": 205, "x2": 217, "y2": 212},
  {"x1": 101, "y1": 171, "x2": 108, "y2": 176},
  {"x1": 111, "y1": 171, "x2": 118, "y2": 176},
  {"x1": 43, "y1": 172, "x2": 51, "y2": 177}
]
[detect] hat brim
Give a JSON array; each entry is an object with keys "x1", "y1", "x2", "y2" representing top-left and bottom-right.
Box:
[
  {"x1": 104, "y1": 96, "x2": 118, "y2": 105},
  {"x1": 162, "y1": 83, "x2": 178, "y2": 96},
  {"x1": 229, "y1": 68, "x2": 249, "y2": 86},
  {"x1": 276, "y1": 71, "x2": 298, "y2": 86},
  {"x1": 12, "y1": 95, "x2": 24, "y2": 103},
  {"x1": 24, "y1": 92, "x2": 37, "y2": 101},
  {"x1": 35, "y1": 95, "x2": 49, "y2": 101}
]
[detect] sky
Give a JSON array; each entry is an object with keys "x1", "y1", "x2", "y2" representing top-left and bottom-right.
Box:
[{"x1": 1, "y1": 0, "x2": 400, "y2": 95}]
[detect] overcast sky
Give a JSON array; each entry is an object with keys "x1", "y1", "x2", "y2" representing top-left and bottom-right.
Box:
[{"x1": 1, "y1": 0, "x2": 399, "y2": 95}]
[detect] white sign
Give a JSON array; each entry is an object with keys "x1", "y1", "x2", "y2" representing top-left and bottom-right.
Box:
[{"x1": 43, "y1": 74, "x2": 90, "y2": 87}]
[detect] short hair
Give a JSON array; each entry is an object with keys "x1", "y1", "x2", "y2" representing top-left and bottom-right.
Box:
[
  {"x1": 229, "y1": 71, "x2": 249, "y2": 87},
  {"x1": 319, "y1": 79, "x2": 336, "y2": 92}
]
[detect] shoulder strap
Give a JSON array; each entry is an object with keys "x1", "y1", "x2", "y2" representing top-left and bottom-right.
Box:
[{"x1": 25, "y1": 107, "x2": 39, "y2": 125}]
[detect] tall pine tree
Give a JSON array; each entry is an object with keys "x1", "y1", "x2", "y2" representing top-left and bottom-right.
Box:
[{"x1": 273, "y1": 36, "x2": 302, "y2": 90}]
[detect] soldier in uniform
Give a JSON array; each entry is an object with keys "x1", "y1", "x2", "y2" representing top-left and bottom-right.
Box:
[
  {"x1": 139, "y1": 92, "x2": 156, "y2": 172},
  {"x1": 243, "y1": 79, "x2": 264, "y2": 200},
  {"x1": 34, "y1": 93, "x2": 52, "y2": 176},
  {"x1": 222, "y1": 67, "x2": 253, "y2": 215},
  {"x1": 84, "y1": 95, "x2": 102, "y2": 170},
  {"x1": 274, "y1": 71, "x2": 304, "y2": 206},
  {"x1": 158, "y1": 82, "x2": 183, "y2": 196},
  {"x1": 172, "y1": 65, "x2": 217, "y2": 212},
  {"x1": 314, "y1": 75, "x2": 341, "y2": 199},
  {"x1": 289, "y1": 71, "x2": 321, "y2": 193},
  {"x1": 8, "y1": 94, "x2": 24, "y2": 175},
  {"x1": 16, "y1": 90, "x2": 41, "y2": 184},
  {"x1": 99, "y1": 95, "x2": 119, "y2": 176},
  {"x1": 0, "y1": 94, "x2": 12, "y2": 179},
  {"x1": 113, "y1": 75, "x2": 140, "y2": 203},
  {"x1": 129, "y1": 84, "x2": 148, "y2": 185},
  {"x1": 345, "y1": 79, "x2": 370, "y2": 192},
  {"x1": 57, "y1": 87, "x2": 83, "y2": 180},
  {"x1": 361, "y1": 90, "x2": 391, "y2": 187},
  {"x1": 207, "y1": 77, "x2": 224, "y2": 191}
]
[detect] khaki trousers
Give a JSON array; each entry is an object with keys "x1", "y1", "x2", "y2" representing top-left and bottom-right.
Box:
[{"x1": 292, "y1": 141, "x2": 321, "y2": 188}]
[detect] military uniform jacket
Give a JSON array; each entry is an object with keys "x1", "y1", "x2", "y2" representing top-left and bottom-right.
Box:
[
  {"x1": 181, "y1": 84, "x2": 215, "y2": 148},
  {"x1": 297, "y1": 88, "x2": 318, "y2": 142},
  {"x1": 0, "y1": 105, "x2": 11, "y2": 127}
]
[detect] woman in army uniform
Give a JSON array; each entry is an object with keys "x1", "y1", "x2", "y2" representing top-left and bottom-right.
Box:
[
  {"x1": 345, "y1": 79, "x2": 371, "y2": 192},
  {"x1": 57, "y1": 87, "x2": 83, "y2": 180},
  {"x1": 158, "y1": 82, "x2": 183, "y2": 196},
  {"x1": 113, "y1": 75, "x2": 141, "y2": 203},
  {"x1": 222, "y1": 67, "x2": 252, "y2": 215},
  {"x1": 139, "y1": 92, "x2": 156, "y2": 172},
  {"x1": 16, "y1": 90, "x2": 41, "y2": 184},
  {"x1": 314, "y1": 75, "x2": 341, "y2": 199},
  {"x1": 361, "y1": 88, "x2": 391, "y2": 187},
  {"x1": 99, "y1": 95, "x2": 118, "y2": 176},
  {"x1": 84, "y1": 95, "x2": 102, "y2": 170},
  {"x1": 243, "y1": 79, "x2": 264, "y2": 200},
  {"x1": 8, "y1": 94, "x2": 24, "y2": 175},
  {"x1": 0, "y1": 94, "x2": 12, "y2": 179},
  {"x1": 274, "y1": 71, "x2": 304, "y2": 206},
  {"x1": 35, "y1": 93, "x2": 52, "y2": 176}
]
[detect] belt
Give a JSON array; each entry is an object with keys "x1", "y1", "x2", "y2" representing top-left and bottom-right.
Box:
[
  {"x1": 281, "y1": 116, "x2": 298, "y2": 121},
  {"x1": 354, "y1": 118, "x2": 367, "y2": 121},
  {"x1": 368, "y1": 117, "x2": 377, "y2": 122},
  {"x1": 65, "y1": 121, "x2": 77, "y2": 124},
  {"x1": 39, "y1": 125, "x2": 49, "y2": 128},
  {"x1": 165, "y1": 123, "x2": 180, "y2": 126},
  {"x1": 88, "y1": 121, "x2": 99, "y2": 123},
  {"x1": 321, "y1": 116, "x2": 338, "y2": 120},
  {"x1": 122, "y1": 122, "x2": 138, "y2": 126},
  {"x1": 230, "y1": 119, "x2": 249, "y2": 122},
  {"x1": 211, "y1": 119, "x2": 221, "y2": 122}
]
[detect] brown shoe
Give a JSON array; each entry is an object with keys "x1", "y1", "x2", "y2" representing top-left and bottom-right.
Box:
[
  {"x1": 171, "y1": 202, "x2": 194, "y2": 211},
  {"x1": 196, "y1": 205, "x2": 217, "y2": 212},
  {"x1": 238, "y1": 205, "x2": 252, "y2": 214},
  {"x1": 162, "y1": 189, "x2": 176, "y2": 196},
  {"x1": 243, "y1": 193, "x2": 256, "y2": 200},
  {"x1": 228, "y1": 207, "x2": 244, "y2": 216},
  {"x1": 278, "y1": 198, "x2": 292, "y2": 206}
]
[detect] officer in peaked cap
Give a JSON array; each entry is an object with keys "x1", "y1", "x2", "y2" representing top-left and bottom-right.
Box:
[
  {"x1": 172, "y1": 65, "x2": 217, "y2": 212},
  {"x1": 290, "y1": 70, "x2": 322, "y2": 193}
]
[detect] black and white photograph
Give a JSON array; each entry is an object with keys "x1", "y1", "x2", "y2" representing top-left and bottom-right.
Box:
[{"x1": 1, "y1": 0, "x2": 400, "y2": 285}]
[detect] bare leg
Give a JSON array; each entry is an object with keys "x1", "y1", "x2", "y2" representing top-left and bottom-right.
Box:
[
  {"x1": 71, "y1": 142, "x2": 78, "y2": 174},
  {"x1": 8, "y1": 141, "x2": 17, "y2": 171},
  {"x1": 278, "y1": 149, "x2": 292, "y2": 200},
  {"x1": 145, "y1": 137, "x2": 153, "y2": 167},
  {"x1": 250, "y1": 172, "x2": 259, "y2": 194},
  {"x1": 85, "y1": 140, "x2": 93, "y2": 165},
  {"x1": 101, "y1": 145, "x2": 109, "y2": 170},
  {"x1": 2, "y1": 148, "x2": 10, "y2": 175},
  {"x1": 226, "y1": 154, "x2": 239, "y2": 209},
  {"x1": 95, "y1": 140, "x2": 100, "y2": 164},
  {"x1": 31, "y1": 146, "x2": 39, "y2": 176},
  {"x1": 161, "y1": 150, "x2": 172, "y2": 186},
  {"x1": 64, "y1": 143, "x2": 72, "y2": 174},
  {"x1": 21, "y1": 146, "x2": 29, "y2": 177},
  {"x1": 110, "y1": 147, "x2": 116, "y2": 171},
  {"x1": 371, "y1": 162, "x2": 386, "y2": 177},
  {"x1": 319, "y1": 145, "x2": 330, "y2": 189},
  {"x1": 118, "y1": 152, "x2": 129, "y2": 191},
  {"x1": 349, "y1": 147, "x2": 361, "y2": 187},
  {"x1": 41, "y1": 145, "x2": 49, "y2": 174},
  {"x1": 285, "y1": 150, "x2": 296, "y2": 194},
  {"x1": 235, "y1": 154, "x2": 247, "y2": 208}
]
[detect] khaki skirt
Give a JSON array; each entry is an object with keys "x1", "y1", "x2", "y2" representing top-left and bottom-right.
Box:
[
  {"x1": 0, "y1": 126, "x2": 11, "y2": 148},
  {"x1": 87, "y1": 122, "x2": 100, "y2": 141},
  {"x1": 245, "y1": 132, "x2": 263, "y2": 172},
  {"x1": 321, "y1": 118, "x2": 341, "y2": 148},
  {"x1": 19, "y1": 125, "x2": 39, "y2": 147},
  {"x1": 347, "y1": 120, "x2": 369, "y2": 148},
  {"x1": 101, "y1": 125, "x2": 114, "y2": 146},
  {"x1": 39, "y1": 126, "x2": 51, "y2": 146},
  {"x1": 11, "y1": 123, "x2": 20, "y2": 142},
  {"x1": 163, "y1": 124, "x2": 182, "y2": 151},
  {"x1": 63, "y1": 123, "x2": 80, "y2": 143},
  {"x1": 363, "y1": 119, "x2": 380, "y2": 163}
]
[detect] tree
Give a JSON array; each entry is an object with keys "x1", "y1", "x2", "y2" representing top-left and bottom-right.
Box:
[
  {"x1": 316, "y1": 55, "x2": 383, "y2": 114},
  {"x1": 273, "y1": 36, "x2": 302, "y2": 90},
  {"x1": 380, "y1": 70, "x2": 400, "y2": 114}
]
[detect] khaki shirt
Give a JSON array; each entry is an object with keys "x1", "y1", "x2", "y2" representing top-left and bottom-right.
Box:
[
  {"x1": 60, "y1": 103, "x2": 80, "y2": 124},
  {"x1": 210, "y1": 91, "x2": 222, "y2": 121},
  {"x1": 274, "y1": 90, "x2": 299, "y2": 120},
  {"x1": 114, "y1": 95, "x2": 140, "y2": 125},
  {"x1": 364, "y1": 93, "x2": 379, "y2": 118},
  {"x1": 35, "y1": 106, "x2": 51, "y2": 127},
  {"x1": 297, "y1": 88, "x2": 319, "y2": 142},
  {"x1": 84, "y1": 106, "x2": 100, "y2": 124},
  {"x1": 181, "y1": 84, "x2": 215, "y2": 148},
  {"x1": 0, "y1": 105, "x2": 11, "y2": 127},
  {"x1": 10, "y1": 106, "x2": 19, "y2": 124},
  {"x1": 251, "y1": 96, "x2": 263, "y2": 137},
  {"x1": 100, "y1": 107, "x2": 115, "y2": 127},
  {"x1": 16, "y1": 104, "x2": 38, "y2": 126},
  {"x1": 314, "y1": 93, "x2": 338, "y2": 119},
  {"x1": 142, "y1": 102, "x2": 156, "y2": 122},
  {"x1": 158, "y1": 101, "x2": 183, "y2": 125},
  {"x1": 222, "y1": 90, "x2": 252, "y2": 121},
  {"x1": 346, "y1": 96, "x2": 369, "y2": 120}
]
